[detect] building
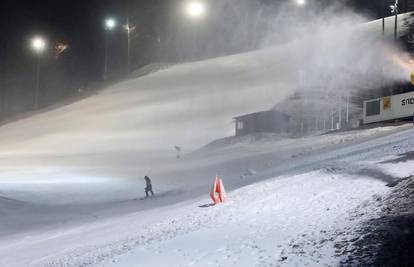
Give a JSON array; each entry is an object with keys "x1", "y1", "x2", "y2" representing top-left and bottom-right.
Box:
[
  {"x1": 234, "y1": 110, "x2": 291, "y2": 136},
  {"x1": 363, "y1": 91, "x2": 414, "y2": 124}
]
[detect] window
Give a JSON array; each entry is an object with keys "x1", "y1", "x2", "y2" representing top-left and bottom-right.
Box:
[
  {"x1": 237, "y1": 121, "x2": 244, "y2": 130},
  {"x1": 366, "y1": 100, "x2": 380, "y2": 117}
]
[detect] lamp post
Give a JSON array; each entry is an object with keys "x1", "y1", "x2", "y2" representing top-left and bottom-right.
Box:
[
  {"x1": 31, "y1": 36, "x2": 47, "y2": 109},
  {"x1": 104, "y1": 17, "x2": 117, "y2": 80},
  {"x1": 391, "y1": 0, "x2": 399, "y2": 41},
  {"x1": 125, "y1": 17, "x2": 131, "y2": 74},
  {"x1": 123, "y1": 17, "x2": 135, "y2": 74},
  {"x1": 382, "y1": 0, "x2": 385, "y2": 36},
  {"x1": 185, "y1": 1, "x2": 207, "y2": 59}
]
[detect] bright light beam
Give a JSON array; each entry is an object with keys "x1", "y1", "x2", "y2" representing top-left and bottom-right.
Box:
[
  {"x1": 105, "y1": 18, "x2": 117, "y2": 30},
  {"x1": 186, "y1": 1, "x2": 206, "y2": 18},
  {"x1": 31, "y1": 37, "x2": 47, "y2": 53},
  {"x1": 294, "y1": 0, "x2": 307, "y2": 6}
]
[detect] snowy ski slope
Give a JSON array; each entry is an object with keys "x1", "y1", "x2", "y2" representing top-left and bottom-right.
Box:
[
  {"x1": 0, "y1": 14, "x2": 412, "y2": 205},
  {"x1": 0, "y1": 13, "x2": 413, "y2": 266},
  {"x1": 0, "y1": 124, "x2": 413, "y2": 266}
]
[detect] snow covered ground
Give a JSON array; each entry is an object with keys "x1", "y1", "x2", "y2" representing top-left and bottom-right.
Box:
[
  {"x1": 0, "y1": 124, "x2": 413, "y2": 267},
  {"x1": 99, "y1": 173, "x2": 386, "y2": 267},
  {"x1": 0, "y1": 124, "x2": 410, "y2": 238},
  {"x1": 337, "y1": 155, "x2": 414, "y2": 265}
]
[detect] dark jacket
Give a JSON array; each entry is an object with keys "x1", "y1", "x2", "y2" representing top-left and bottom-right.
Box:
[{"x1": 144, "y1": 176, "x2": 152, "y2": 188}]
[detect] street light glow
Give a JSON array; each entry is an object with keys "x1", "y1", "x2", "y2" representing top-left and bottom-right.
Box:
[
  {"x1": 295, "y1": 0, "x2": 307, "y2": 6},
  {"x1": 105, "y1": 18, "x2": 117, "y2": 30},
  {"x1": 31, "y1": 37, "x2": 46, "y2": 53},
  {"x1": 186, "y1": 1, "x2": 206, "y2": 18}
]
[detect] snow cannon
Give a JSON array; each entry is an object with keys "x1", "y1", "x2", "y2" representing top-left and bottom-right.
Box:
[{"x1": 210, "y1": 176, "x2": 227, "y2": 205}]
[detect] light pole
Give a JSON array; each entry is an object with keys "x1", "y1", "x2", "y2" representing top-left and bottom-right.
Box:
[
  {"x1": 391, "y1": 0, "x2": 399, "y2": 41},
  {"x1": 123, "y1": 17, "x2": 135, "y2": 75},
  {"x1": 104, "y1": 17, "x2": 117, "y2": 80},
  {"x1": 346, "y1": 94, "x2": 350, "y2": 124},
  {"x1": 30, "y1": 36, "x2": 47, "y2": 109},
  {"x1": 185, "y1": 1, "x2": 207, "y2": 59},
  {"x1": 382, "y1": 0, "x2": 385, "y2": 36}
]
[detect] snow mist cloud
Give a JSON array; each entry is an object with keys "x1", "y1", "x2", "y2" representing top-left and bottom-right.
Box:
[
  {"x1": 170, "y1": 0, "x2": 412, "y2": 95},
  {"x1": 0, "y1": 0, "x2": 413, "y2": 190},
  {"x1": 0, "y1": 2, "x2": 412, "y2": 155}
]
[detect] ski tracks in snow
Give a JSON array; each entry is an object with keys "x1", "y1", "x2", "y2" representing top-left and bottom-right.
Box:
[
  {"x1": 71, "y1": 173, "x2": 386, "y2": 267},
  {"x1": 6, "y1": 127, "x2": 414, "y2": 267}
]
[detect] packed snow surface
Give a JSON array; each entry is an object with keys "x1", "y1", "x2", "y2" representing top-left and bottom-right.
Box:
[{"x1": 0, "y1": 124, "x2": 413, "y2": 266}]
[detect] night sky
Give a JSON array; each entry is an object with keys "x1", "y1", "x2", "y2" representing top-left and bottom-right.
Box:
[
  {"x1": 0, "y1": 0, "x2": 408, "y2": 117},
  {"x1": 1, "y1": 1, "x2": 130, "y2": 80},
  {"x1": 0, "y1": 0, "x2": 384, "y2": 79}
]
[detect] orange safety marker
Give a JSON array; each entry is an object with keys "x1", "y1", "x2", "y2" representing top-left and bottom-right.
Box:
[{"x1": 210, "y1": 176, "x2": 227, "y2": 205}]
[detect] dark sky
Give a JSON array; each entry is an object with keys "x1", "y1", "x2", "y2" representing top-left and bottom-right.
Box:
[
  {"x1": 0, "y1": 0, "x2": 128, "y2": 78},
  {"x1": 0, "y1": 0, "x2": 384, "y2": 78},
  {"x1": 0, "y1": 0, "x2": 407, "y2": 116},
  {"x1": 0, "y1": 0, "x2": 387, "y2": 80},
  {"x1": 0, "y1": 1, "x2": 125, "y2": 114}
]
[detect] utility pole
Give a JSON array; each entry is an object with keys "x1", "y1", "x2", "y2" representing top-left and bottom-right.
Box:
[
  {"x1": 124, "y1": 0, "x2": 136, "y2": 75},
  {"x1": 338, "y1": 103, "x2": 342, "y2": 130},
  {"x1": 34, "y1": 53, "x2": 41, "y2": 109},
  {"x1": 103, "y1": 18, "x2": 117, "y2": 80},
  {"x1": 126, "y1": 15, "x2": 131, "y2": 74},
  {"x1": 382, "y1": 0, "x2": 385, "y2": 36},
  {"x1": 346, "y1": 95, "x2": 350, "y2": 124},
  {"x1": 123, "y1": 0, "x2": 135, "y2": 76},
  {"x1": 393, "y1": 0, "x2": 399, "y2": 41},
  {"x1": 394, "y1": 11, "x2": 398, "y2": 41},
  {"x1": 30, "y1": 36, "x2": 46, "y2": 110},
  {"x1": 124, "y1": 16, "x2": 135, "y2": 75},
  {"x1": 0, "y1": 40, "x2": 6, "y2": 118},
  {"x1": 103, "y1": 27, "x2": 110, "y2": 80}
]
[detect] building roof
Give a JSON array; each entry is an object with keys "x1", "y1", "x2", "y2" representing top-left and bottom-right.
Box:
[{"x1": 233, "y1": 109, "x2": 290, "y2": 120}]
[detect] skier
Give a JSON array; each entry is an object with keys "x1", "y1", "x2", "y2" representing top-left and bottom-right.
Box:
[{"x1": 144, "y1": 176, "x2": 154, "y2": 198}]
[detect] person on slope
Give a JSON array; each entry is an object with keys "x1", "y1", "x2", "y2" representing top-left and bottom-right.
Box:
[{"x1": 144, "y1": 176, "x2": 154, "y2": 198}]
